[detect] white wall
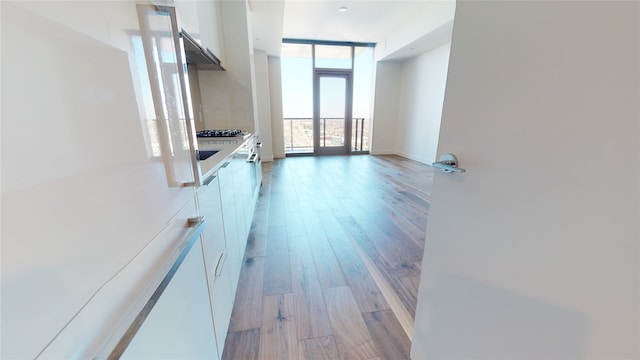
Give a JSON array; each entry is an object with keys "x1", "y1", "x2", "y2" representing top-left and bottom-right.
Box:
[
  {"x1": 370, "y1": 61, "x2": 402, "y2": 154},
  {"x1": 268, "y1": 56, "x2": 286, "y2": 159},
  {"x1": 375, "y1": 0, "x2": 455, "y2": 61},
  {"x1": 396, "y1": 43, "x2": 451, "y2": 164},
  {"x1": 253, "y1": 50, "x2": 274, "y2": 162},
  {"x1": 371, "y1": 43, "x2": 450, "y2": 164}
]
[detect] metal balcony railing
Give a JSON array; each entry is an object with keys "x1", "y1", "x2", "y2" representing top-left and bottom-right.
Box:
[{"x1": 283, "y1": 117, "x2": 369, "y2": 154}]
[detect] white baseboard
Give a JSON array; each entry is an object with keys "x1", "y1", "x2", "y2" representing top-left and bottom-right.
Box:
[
  {"x1": 396, "y1": 151, "x2": 430, "y2": 165},
  {"x1": 369, "y1": 149, "x2": 396, "y2": 155}
]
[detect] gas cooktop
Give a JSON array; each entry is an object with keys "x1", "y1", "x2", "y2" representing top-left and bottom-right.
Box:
[{"x1": 196, "y1": 129, "x2": 244, "y2": 138}]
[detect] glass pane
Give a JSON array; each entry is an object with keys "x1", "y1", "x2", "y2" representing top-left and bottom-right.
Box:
[
  {"x1": 315, "y1": 45, "x2": 352, "y2": 69},
  {"x1": 281, "y1": 43, "x2": 313, "y2": 153},
  {"x1": 319, "y1": 77, "x2": 346, "y2": 147},
  {"x1": 352, "y1": 47, "x2": 374, "y2": 151}
]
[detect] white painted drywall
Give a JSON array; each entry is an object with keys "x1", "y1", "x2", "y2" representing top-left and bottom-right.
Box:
[
  {"x1": 268, "y1": 56, "x2": 286, "y2": 159},
  {"x1": 375, "y1": 0, "x2": 455, "y2": 61},
  {"x1": 253, "y1": 50, "x2": 275, "y2": 162},
  {"x1": 395, "y1": 43, "x2": 450, "y2": 164},
  {"x1": 370, "y1": 61, "x2": 403, "y2": 155},
  {"x1": 412, "y1": 1, "x2": 640, "y2": 358}
]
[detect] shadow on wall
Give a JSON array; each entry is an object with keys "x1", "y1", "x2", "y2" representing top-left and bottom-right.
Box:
[{"x1": 421, "y1": 273, "x2": 589, "y2": 359}]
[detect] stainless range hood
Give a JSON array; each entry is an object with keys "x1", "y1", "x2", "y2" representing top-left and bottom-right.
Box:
[{"x1": 182, "y1": 30, "x2": 224, "y2": 71}]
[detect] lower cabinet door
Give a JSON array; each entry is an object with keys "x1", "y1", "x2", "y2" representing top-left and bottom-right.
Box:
[
  {"x1": 198, "y1": 173, "x2": 235, "y2": 356},
  {"x1": 218, "y1": 158, "x2": 242, "y2": 297},
  {"x1": 210, "y1": 253, "x2": 235, "y2": 356},
  {"x1": 121, "y1": 240, "x2": 218, "y2": 359}
]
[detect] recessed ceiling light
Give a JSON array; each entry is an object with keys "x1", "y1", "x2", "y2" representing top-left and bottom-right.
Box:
[{"x1": 338, "y1": 6, "x2": 348, "y2": 12}]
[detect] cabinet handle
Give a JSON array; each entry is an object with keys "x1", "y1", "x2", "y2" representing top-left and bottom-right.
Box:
[
  {"x1": 203, "y1": 174, "x2": 217, "y2": 186},
  {"x1": 221, "y1": 161, "x2": 230, "y2": 168},
  {"x1": 214, "y1": 252, "x2": 226, "y2": 277}
]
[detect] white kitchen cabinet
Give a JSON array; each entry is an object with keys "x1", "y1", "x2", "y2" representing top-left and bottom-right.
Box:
[
  {"x1": 1, "y1": 2, "x2": 199, "y2": 358},
  {"x1": 208, "y1": 254, "x2": 235, "y2": 357},
  {"x1": 194, "y1": 137, "x2": 261, "y2": 357},
  {"x1": 197, "y1": 172, "x2": 234, "y2": 357},
  {"x1": 217, "y1": 156, "x2": 243, "y2": 299},
  {"x1": 175, "y1": 0, "x2": 225, "y2": 65},
  {"x1": 218, "y1": 0, "x2": 254, "y2": 89},
  {"x1": 232, "y1": 149, "x2": 250, "y2": 242},
  {"x1": 196, "y1": 0, "x2": 226, "y2": 65},
  {"x1": 238, "y1": 148, "x2": 255, "y2": 238},
  {"x1": 198, "y1": 172, "x2": 227, "y2": 285},
  {"x1": 174, "y1": 0, "x2": 200, "y2": 37},
  {"x1": 121, "y1": 238, "x2": 218, "y2": 359}
]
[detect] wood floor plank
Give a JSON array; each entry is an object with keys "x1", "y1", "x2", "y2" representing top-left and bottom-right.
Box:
[
  {"x1": 298, "y1": 336, "x2": 340, "y2": 360},
  {"x1": 222, "y1": 328, "x2": 261, "y2": 360},
  {"x1": 267, "y1": 192, "x2": 287, "y2": 228},
  {"x1": 392, "y1": 261, "x2": 422, "y2": 278},
  {"x1": 362, "y1": 310, "x2": 411, "y2": 360},
  {"x1": 399, "y1": 275, "x2": 421, "y2": 305},
  {"x1": 285, "y1": 209, "x2": 307, "y2": 239},
  {"x1": 259, "y1": 293, "x2": 297, "y2": 360},
  {"x1": 306, "y1": 232, "x2": 349, "y2": 289},
  {"x1": 337, "y1": 216, "x2": 418, "y2": 318},
  {"x1": 228, "y1": 256, "x2": 265, "y2": 332},
  {"x1": 338, "y1": 224, "x2": 415, "y2": 339},
  {"x1": 387, "y1": 208, "x2": 427, "y2": 249},
  {"x1": 298, "y1": 202, "x2": 348, "y2": 289},
  {"x1": 289, "y1": 236, "x2": 334, "y2": 340},
  {"x1": 263, "y1": 226, "x2": 292, "y2": 295},
  {"x1": 319, "y1": 212, "x2": 390, "y2": 313},
  {"x1": 351, "y1": 210, "x2": 424, "y2": 267},
  {"x1": 225, "y1": 155, "x2": 434, "y2": 358},
  {"x1": 323, "y1": 286, "x2": 380, "y2": 360}
]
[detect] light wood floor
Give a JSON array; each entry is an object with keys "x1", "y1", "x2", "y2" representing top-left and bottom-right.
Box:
[{"x1": 222, "y1": 155, "x2": 433, "y2": 360}]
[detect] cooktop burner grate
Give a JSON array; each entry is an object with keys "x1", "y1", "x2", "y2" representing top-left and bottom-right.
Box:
[{"x1": 196, "y1": 129, "x2": 243, "y2": 137}]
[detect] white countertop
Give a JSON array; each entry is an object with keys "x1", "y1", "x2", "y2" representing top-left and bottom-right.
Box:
[{"x1": 197, "y1": 134, "x2": 252, "y2": 182}]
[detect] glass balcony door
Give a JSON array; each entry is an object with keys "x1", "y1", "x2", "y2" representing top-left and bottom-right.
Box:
[{"x1": 314, "y1": 70, "x2": 353, "y2": 155}]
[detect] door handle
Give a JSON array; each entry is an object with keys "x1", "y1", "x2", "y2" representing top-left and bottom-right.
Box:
[{"x1": 432, "y1": 153, "x2": 466, "y2": 173}]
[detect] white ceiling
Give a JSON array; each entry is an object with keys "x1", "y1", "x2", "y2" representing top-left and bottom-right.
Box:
[{"x1": 250, "y1": 0, "x2": 437, "y2": 57}]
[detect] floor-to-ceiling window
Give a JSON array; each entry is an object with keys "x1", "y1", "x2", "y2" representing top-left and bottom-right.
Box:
[{"x1": 281, "y1": 39, "x2": 374, "y2": 155}]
